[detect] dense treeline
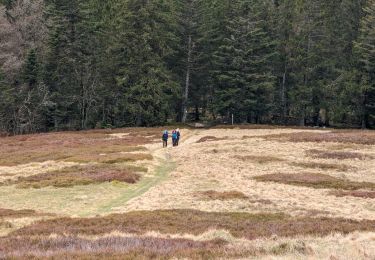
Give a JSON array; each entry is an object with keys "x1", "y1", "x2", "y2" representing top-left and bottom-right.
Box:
[{"x1": 0, "y1": 0, "x2": 374, "y2": 134}]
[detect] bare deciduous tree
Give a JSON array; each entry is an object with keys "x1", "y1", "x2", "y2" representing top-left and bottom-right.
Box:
[{"x1": 0, "y1": 0, "x2": 46, "y2": 81}]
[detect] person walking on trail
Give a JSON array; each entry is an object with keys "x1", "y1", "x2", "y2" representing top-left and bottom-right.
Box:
[
  {"x1": 162, "y1": 130, "x2": 169, "y2": 148},
  {"x1": 172, "y1": 130, "x2": 178, "y2": 147},
  {"x1": 176, "y1": 128, "x2": 181, "y2": 146}
]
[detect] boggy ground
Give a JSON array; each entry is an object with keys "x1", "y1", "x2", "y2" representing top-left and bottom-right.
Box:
[{"x1": 1, "y1": 126, "x2": 375, "y2": 259}]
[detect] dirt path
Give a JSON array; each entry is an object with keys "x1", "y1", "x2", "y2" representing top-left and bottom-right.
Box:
[{"x1": 91, "y1": 129, "x2": 198, "y2": 216}]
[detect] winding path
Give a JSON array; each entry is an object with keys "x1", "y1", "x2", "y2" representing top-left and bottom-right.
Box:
[{"x1": 92, "y1": 129, "x2": 197, "y2": 216}]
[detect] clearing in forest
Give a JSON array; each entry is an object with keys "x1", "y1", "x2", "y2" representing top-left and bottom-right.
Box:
[{"x1": 0, "y1": 126, "x2": 375, "y2": 259}]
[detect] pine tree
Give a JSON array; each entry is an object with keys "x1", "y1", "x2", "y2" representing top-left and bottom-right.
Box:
[
  {"x1": 353, "y1": 0, "x2": 375, "y2": 128},
  {"x1": 212, "y1": 0, "x2": 277, "y2": 123},
  {"x1": 176, "y1": 0, "x2": 203, "y2": 122},
  {"x1": 44, "y1": 0, "x2": 102, "y2": 130},
  {"x1": 0, "y1": 70, "x2": 16, "y2": 133},
  {"x1": 22, "y1": 49, "x2": 39, "y2": 87},
  {"x1": 113, "y1": 0, "x2": 179, "y2": 126}
]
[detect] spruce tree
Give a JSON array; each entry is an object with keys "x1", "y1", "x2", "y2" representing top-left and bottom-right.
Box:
[
  {"x1": 113, "y1": 0, "x2": 179, "y2": 126},
  {"x1": 22, "y1": 49, "x2": 39, "y2": 87},
  {"x1": 353, "y1": 0, "x2": 375, "y2": 128},
  {"x1": 212, "y1": 0, "x2": 277, "y2": 123}
]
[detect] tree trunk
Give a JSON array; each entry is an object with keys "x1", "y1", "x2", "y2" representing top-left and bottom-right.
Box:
[
  {"x1": 182, "y1": 35, "x2": 192, "y2": 123},
  {"x1": 194, "y1": 105, "x2": 199, "y2": 121},
  {"x1": 281, "y1": 62, "x2": 287, "y2": 123}
]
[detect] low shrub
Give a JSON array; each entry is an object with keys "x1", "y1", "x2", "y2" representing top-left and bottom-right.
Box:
[
  {"x1": 196, "y1": 136, "x2": 228, "y2": 143},
  {"x1": 10, "y1": 209, "x2": 375, "y2": 240},
  {"x1": 306, "y1": 150, "x2": 372, "y2": 160},
  {"x1": 198, "y1": 190, "x2": 248, "y2": 200},
  {"x1": 290, "y1": 162, "x2": 351, "y2": 172},
  {"x1": 13, "y1": 164, "x2": 142, "y2": 189},
  {"x1": 265, "y1": 131, "x2": 375, "y2": 145},
  {"x1": 235, "y1": 155, "x2": 285, "y2": 164},
  {"x1": 254, "y1": 173, "x2": 375, "y2": 191},
  {"x1": 330, "y1": 190, "x2": 375, "y2": 199}
]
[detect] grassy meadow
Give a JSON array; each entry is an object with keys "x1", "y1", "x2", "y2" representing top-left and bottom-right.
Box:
[{"x1": 0, "y1": 126, "x2": 375, "y2": 259}]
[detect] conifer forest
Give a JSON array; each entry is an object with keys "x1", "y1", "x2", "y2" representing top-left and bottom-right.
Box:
[{"x1": 1, "y1": 0, "x2": 375, "y2": 134}]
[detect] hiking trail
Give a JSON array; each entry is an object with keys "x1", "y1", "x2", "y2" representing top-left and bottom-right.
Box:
[{"x1": 91, "y1": 129, "x2": 198, "y2": 216}]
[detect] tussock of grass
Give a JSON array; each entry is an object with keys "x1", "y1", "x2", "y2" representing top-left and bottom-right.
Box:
[
  {"x1": 265, "y1": 131, "x2": 375, "y2": 145},
  {"x1": 330, "y1": 190, "x2": 375, "y2": 199},
  {"x1": 198, "y1": 190, "x2": 248, "y2": 200},
  {"x1": 291, "y1": 161, "x2": 351, "y2": 172},
  {"x1": 254, "y1": 173, "x2": 375, "y2": 191},
  {"x1": 235, "y1": 155, "x2": 285, "y2": 164},
  {"x1": 12, "y1": 164, "x2": 143, "y2": 189},
  {"x1": 249, "y1": 199, "x2": 274, "y2": 205},
  {"x1": 270, "y1": 241, "x2": 312, "y2": 255},
  {"x1": 0, "y1": 221, "x2": 13, "y2": 229},
  {"x1": 306, "y1": 149, "x2": 372, "y2": 160},
  {"x1": 196, "y1": 136, "x2": 228, "y2": 143},
  {"x1": 10, "y1": 209, "x2": 375, "y2": 240}
]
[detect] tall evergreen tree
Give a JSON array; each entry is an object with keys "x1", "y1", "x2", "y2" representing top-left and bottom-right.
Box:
[
  {"x1": 44, "y1": 0, "x2": 101, "y2": 130},
  {"x1": 353, "y1": 0, "x2": 375, "y2": 128},
  {"x1": 212, "y1": 0, "x2": 277, "y2": 123},
  {"x1": 113, "y1": 0, "x2": 179, "y2": 126}
]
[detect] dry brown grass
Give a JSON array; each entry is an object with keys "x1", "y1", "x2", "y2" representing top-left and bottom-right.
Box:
[
  {"x1": 265, "y1": 130, "x2": 375, "y2": 145},
  {"x1": 68, "y1": 153, "x2": 153, "y2": 164},
  {"x1": 0, "y1": 128, "x2": 161, "y2": 166},
  {"x1": 306, "y1": 149, "x2": 373, "y2": 160},
  {"x1": 330, "y1": 190, "x2": 375, "y2": 199},
  {"x1": 198, "y1": 190, "x2": 249, "y2": 200},
  {"x1": 254, "y1": 173, "x2": 375, "y2": 191},
  {"x1": 290, "y1": 161, "x2": 351, "y2": 172},
  {"x1": 10, "y1": 209, "x2": 375, "y2": 240},
  {"x1": 235, "y1": 155, "x2": 285, "y2": 164},
  {"x1": 0, "y1": 221, "x2": 13, "y2": 229},
  {"x1": 8, "y1": 164, "x2": 144, "y2": 189},
  {"x1": 196, "y1": 136, "x2": 228, "y2": 143}
]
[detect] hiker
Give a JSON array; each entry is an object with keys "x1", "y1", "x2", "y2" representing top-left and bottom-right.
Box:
[
  {"x1": 172, "y1": 130, "x2": 178, "y2": 147},
  {"x1": 162, "y1": 130, "x2": 169, "y2": 148},
  {"x1": 176, "y1": 128, "x2": 181, "y2": 146}
]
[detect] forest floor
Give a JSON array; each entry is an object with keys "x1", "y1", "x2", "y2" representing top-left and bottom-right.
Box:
[{"x1": 1, "y1": 126, "x2": 375, "y2": 259}]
